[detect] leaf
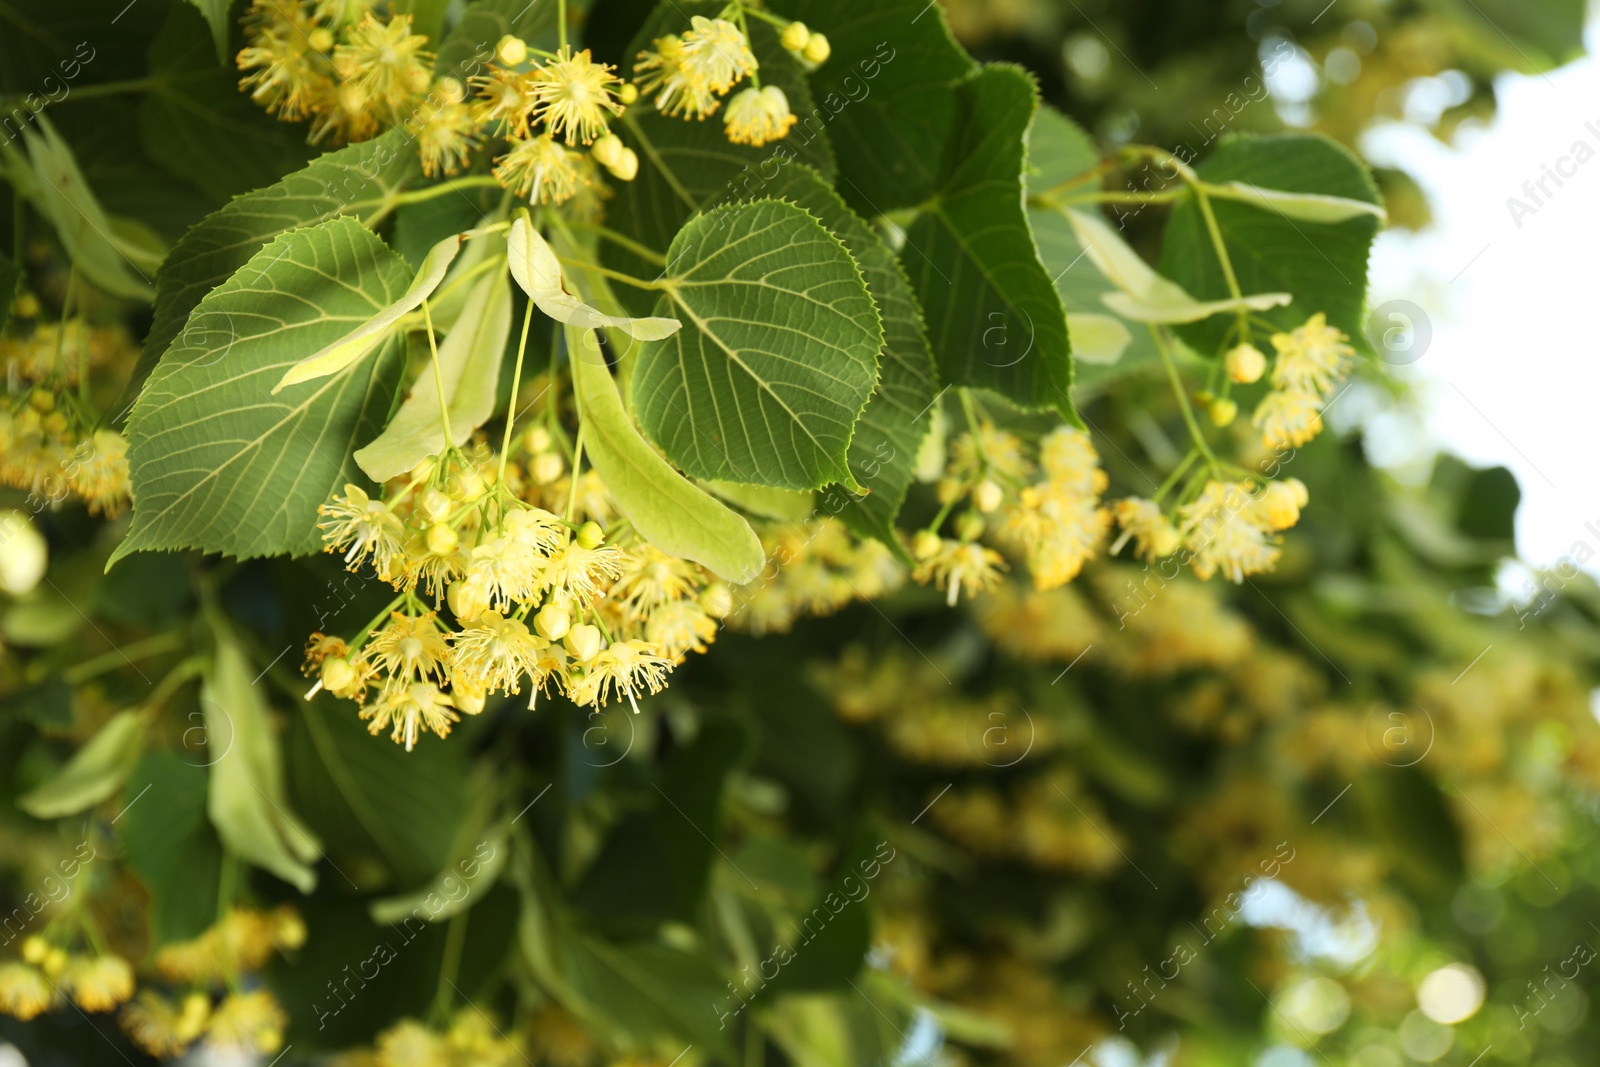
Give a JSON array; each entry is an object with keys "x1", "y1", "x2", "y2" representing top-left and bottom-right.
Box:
[
  {"x1": 368, "y1": 822, "x2": 509, "y2": 925},
  {"x1": 1, "y1": 115, "x2": 159, "y2": 301},
  {"x1": 602, "y1": 3, "x2": 835, "y2": 312},
  {"x1": 17, "y1": 710, "x2": 147, "y2": 819},
  {"x1": 700, "y1": 480, "x2": 815, "y2": 523},
  {"x1": 719, "y1": 164, "x2": 938, "y2": 544},
  {"x1": 1200, "y1": 181, "x2": 1387, "y2": 224},
  {"x1": 273, "y1": 232, "x2": 461, "y2": 392},
  {"x1": 0, "y1": 250, "x2": 20, "y2": 336},
  {"x1": 118, "y1": 128, "x2": 421, "y2": 414},
  {"x1": 119, "y1": 752, "x2": 224, "y2": 944},
  {"x1": 901, "y1": 66, "x2": 1073, "y2": 419},
  {"x1": 434, "y1": 0, "x2": 558, "y2": 78},
  {"x1": 1158, "y1": 134, "x2": 1382, "y2": 358},
  {"x1": 114, "y1": 217, "x2": 409, "y2": 565},
  {"x1": 181, "y1": 0, "x2": 231, "y2": 63},
  {"x1": 1067, "y1": 313, "x2": 1132, "y2": 365},
  {"x1": 355, "y1": 268, "x2": 513, "y2": 482},
  {"x1": 568, "y1": 327, "x2": 764, "y2": 584},
  {"x1": 507, "y1": 218, "x2": 679, "y2": 339},
  {"x1": 141, "y1": 4, "x2": 316, "y2": 203},
  {"x1": 204, "y1": 623, "x2": 322, "y2": 893},
  {"x1": 632, "y1": 200, "x2": 883, "y2": 492},
  {"x1": 783, "y1": 0, "x2": 976, "y2": 215}
]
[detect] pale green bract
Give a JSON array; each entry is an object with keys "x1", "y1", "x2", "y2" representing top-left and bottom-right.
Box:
[
  {"x1": 16, "y1": 710, "x2": 148, "y2": 819},
  {"x1": 1201, "y1": 181, "x2": 1388, "y2": 224},
  {"x1": 354, "y1": 269, "x2": 513, "y2": 482},
  {"x1": 507, "y1": 216, "x2": 680, "y2": 340},
  {"x1": 568, "y1": 327, "x2": 765, "y2": 585},
  {"x1": 632, "y1": 199, "x2": 883, "y2": 492},
  {"x1": 113, "y1": 216, "x2": 407, "y2": 565}
]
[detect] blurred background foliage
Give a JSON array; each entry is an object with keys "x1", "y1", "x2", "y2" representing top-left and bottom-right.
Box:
[{"x1": 1, "y1": 1, "x2": 1597, "y2": 1066}]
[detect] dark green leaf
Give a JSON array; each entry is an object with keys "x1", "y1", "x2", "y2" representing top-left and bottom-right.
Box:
[
  {"x1": 434, "y1": 0, "x2": 558, "y2": 79},
  {"x1": 180, "y1": 0, "x2": 231, "y2": 64},
  {"x1": 119, "y1": 751, "x2": 224, "y2": 944}
]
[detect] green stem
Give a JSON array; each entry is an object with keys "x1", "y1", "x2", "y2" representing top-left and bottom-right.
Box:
[
  {"x1": 498, "y1": 298, "x2": 538, "y2": 488},
  {"x1": 62, "y1": 632, "x2": 186, "y2": 685},
  {"x1": 558, "y1": 0, "x2": 568, "y2": 50},
  {"x1": 1046, "y1": 188, "x2": 1184, "y2": 207},
  {"x1": 432, "y1": 911, "x2": 470, "y2": 1021},
  {"x1": 1153, "y1": 449, "x2": 1200, "y2": 503},
  {"x1": 389, "y1": 175, "x2": 506, "y2": 207},
  {"x1": 1191, "y1": 183, "x2": 1251, "y2": 346},
  {"x1": 565, "y1": 422, "x2": 586, "y2": 523},
  {"x1": 421, "y1": 296, "x2": 455, "y2": 448},
  {"x1": 563, "y1": 221, "x2": 668, "y2": 267},
  {"x1": 1152, "y1": 326, "x2": 1217, "y2": 466},
  {"x1": 351, "y1": 593, "x2": 409, "y2": 649},
  {"x1": 557, "y1": 255, "x2": 664, "y2": 291}
]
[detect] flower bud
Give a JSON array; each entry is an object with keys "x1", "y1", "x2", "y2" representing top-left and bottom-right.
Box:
[
  {"x1": 608, "y1": 147, "x2": 639, "y2": 182},
  {"x1": 534, "y1": 603, "x2": 571, "y2": 640},
  {"x1": 619, "y1": 82, "x2": 639, "y2": 105},
  {"x1": 1256, "y1": 481, "x2": 1303, "y2": 530},
  {"x1": 435, "y1": 76, "x2": 466, "y2": 105},
  {"x1": 973, "y1": 479, "x2": 1003, "y2": 513},
  {"x1": 426, "y1": 522, "x2": 459, "y2": 555},
  {"x1": 1150, "y1": 524, "x2": 1182, "y2": 558},
  {"x1": 451, "y1": 468, "x2": 486, "y2": 502},
  {"x1": 591, "y1": 133, "x2": 626, "y2": 170},
  {"x1": 1208, "y1": 398, "x2": 1238, "y2": 427},
  {"x1": 419, "y1": 488, "x2": 452, "y2": 523},
  {"x1": 42, "y1": 948, "x2": 68, "y2": 977},
  {"x1": 1284, "y1": 477, "x2": 1309, "y2": 506},
  {"x1": 14, "y1": 292, "x2": 39, "y2": 318},
  {"x1": 409, "y1": 457, "x2": 437, "y2": 483},
  {"x1": 955, "y1": 511, "x2": 985, "y2": 542},
  {"x1": 576, "y1": 521, "x2": 605, "y2": 549},
  {"x1": 42, "y1": 411, "x2": 68, "y2": 435},
  {"x1": 177, "y1": 992, "x2": 211, "y2": 1041},
  {"x1": 565, "y1": 623, "x2": 602, "y2": 662},
  {"x1": 321, "y1": 657, "x2": 356, "y2": 694},
  {"x1": 522, "y1": 426, "x2": 552, "y2": 453},
  {"x1": 448, "y1": 579, "x2": 490, "y2": 622},
  {"x1": 0, "y1": 511, "x2": 48, "y2": 596},
  {"x1": 700, "y1": 583, "x2": 733, "y2": 618},
  {"x1": 309, "y1": 26, "x2": 334, "y2": 51},
  {"x1": 29, "y1": 390, "x2": 53, "y2": 412},
  {"x1": 496, "y1": 34, "x2": 527, "y2": 66},
  {"x1": 802, "y1": 33, "x2": 831, "y2": 65},
  {"x1": 453, "y1": 679, "x2": 487, "y2": 716},
  {"x1": 532, "y1": 452, "x2": 565, "y2": 485},
  {"x1": 1226, "y1": 343, "x2": 1267, "y2": 384},
  {"x1": 21, "y1": 937, "x2": 47, "y2": 964},
  {"x1": 781, "y1": 21, "x2": 811, "y2": 52},
  {"x1": 912, "y1": 530, "x2": 942, "y2": 561}
]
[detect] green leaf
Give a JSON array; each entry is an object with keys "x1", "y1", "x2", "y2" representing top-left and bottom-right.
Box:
[
  {"x1": 1, "y1": 115, "x2": 160, "y2": 301},
  {"x1": 632, "y1": 199, "x2": 883, "y2": 492},
  {"x1": 435, "y1": 0, "x2": 558, "y2": 78},
  {"x1": 568, "y1": 326, "x2": 764, "y2": 584},
  {"x1": 700, "y1": 480, "x2": 815, "y2": 523},
  {"x1": 1066, "y1": 313, "x2": 1132, "y2": 365},
  {"x1": 17, "y1": 710, "x2": 147, "y2": 819},
  {"x1": 119, "y1": 128, "x2": 422, "y2": 414},
  {"x1": 273, "y1": 232, "x2": 461, "y2": 392},
  {"x1": 141, "y1": 4, "x2": 316, "y2": 203},
  {"x1": 507, "y1": 218, "x2": 679, "y2": 339},
  {"x1": 902, "y1": 66, "x2": 1073, "y2": 419},
  {"x1": 783, "y1": 0, "x2": 976, "y2": 215},
  {"x1": 355, "y1": 268, "x2": 513, "y2": 482},
  {"x1": 602, "y1": 3, "x2": 835, "y2": 311},
  {"x1": 204, "y1": 623, "x2": 322, "y2": 893},
  {"x1": 119, "y1": 752, "x2": 224, "y2": 944},
  {"x1": 114, "y1": 216, "x2": 409, "y2": 565},
  {"x1": 1066, "y1": 207, "x2": 1291, "y2": 324},
  {"x1": 719, "y1": 164, "x2": 937, "y2": 542},
  {"x1": 0, "y1": 250, "x2": 20, "y2": 336},
  {"x1": 1158, "y1": 134, "x2": 1382, "y2": 358},
  {"x1": 181, "y1": 0, "x2": 231, "y2": 64},
  {"x1": 368, "y1": 821, "x2": 508, "y2": 925}
]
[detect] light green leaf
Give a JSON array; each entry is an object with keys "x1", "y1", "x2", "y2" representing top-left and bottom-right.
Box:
[
  {"x1": 114, "y1": 216, "x2": 409, "y2": 565},
  {"x1": 633, "y1": 200, "x2": 883, "y2": 492},
  {"x1": 1159, "y1": 133, "x2": 1382, "y2": 357},
  {"x1": 700, "y1": 480, "x2": 816, "y2": 523},
  {"x1": 273, "y1": 232, "x2": 462, "y2": 392},
  {"x1": 1066, "y1": 208, "x2": 1291, "y2": 324},
  {"x1": 2, "y1": 115, "x2": 159, "y2": 301},
  {"x1": 181, "y1": 0, "x2": 230, "y2": 63},
  {"x1": 204, "y1": 622, "x2": 321, "y2": 893},
  {"x1": 355, "y1": 268, "x2": 513, "y2": 482},
  {"x1": 17, "y1": 710, "x2": 148, "y2": 819},
  {"x1": 1066, "y1": 313, "x2": 1132, "y2": 365},
  {"x1": 119, "y1": 128, "x2": 422, "y2": 412},
  {"x1": 507, "y1": 218, "x2": 679, "y2": 340},
  {"x1": 901, "y1": 66, "x2": 1073, "y2": 418},
  {"x1": 369, "y1": 823, "x2": 508, "y2": 925},
  {"x1": 569, "y1": 327, "x2": 764, "y2": 585},
  {"x1": 1202, "y1": 180, "x2": 1388, "y2": 224}
]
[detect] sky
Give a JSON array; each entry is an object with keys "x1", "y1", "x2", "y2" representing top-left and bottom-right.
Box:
[{"x1": 1359, "y1": 26, "x2": 1600, "y2": 571}]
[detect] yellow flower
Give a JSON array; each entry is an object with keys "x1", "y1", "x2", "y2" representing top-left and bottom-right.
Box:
[
  {"x1": 466, "y1": 535, "x2": 544, "y2": 609},
  {"x1": 367, "y1": 612, "x2": 451, "y2": 681},
  {"x1": 916, "y1": 540, "x2": 1006, "y2": 606},
  {"x1": 120, "y1": 991, "x2": 206, "y2": 1057},
  {"x1": 1177, "y1": 480, "x2": 1280, "y2": 583},
  {"x1": 1252, "y1": 389, "x2": 1324, "y2": 449},
  {"x1": 332, "y1": 13, "x2": 433, "y2": 125},
  {"x1": 62, "y1": 955, "x2": 134, "y2": 1012},
  {"x1": 450, "y1": 611, "x2": 547, "y2": 695},
  {"x1": 1225, "y1": 342, "x2": 1267, "y2": 384},
  {"x1": 377, "y1": 1018, "x2": 449, "y2": 1067},
  {"x1": 237, "y1": 0, "x2": 331, "y2": 121},
  {"x1": 319, "y1": 484, "x2": 405, "y2": 580},
  {"x1": 1111, "y1": 497, "x2": 1181, "y2": 561},
  {"x1": 541, "y1": 540, "x2": 626, "y2": 606},
  {"x1": 634, "y1": 34, "x2": 722, "y2": 119},
  {"x1": 1270, "y1": 313, "x2": 1352, "y2": 398},
  {"x1": 494, "y1": 134, "x2": 585, "y2": 204},
  {"x1": 611, "y1": 546, "x2": 700, "y2": 618},
  {"x1": 471, "y1": 66, "x2": 539, "y2": 136},
  {"x1": 532, "y1": 46, "x2": 624, "y2": 144},
  {"x1": 572, "y1": 640, "x2": 672, "y2": 711},
  {"x1": 0, "y1": 962, "x2": 56, "y2": 1020},
  {"x1": 362, "y1": 679, "x2": 459, "y2": 749},
  {"x1": 206, "y1": 990, "x2": 287, "y2": 1055},
  {"x1": 723, "y1": 85, "x2": 797, "y2": 146},
  {"x1": 645, "y1": 599, "x2": 718, "y2": 661},
  {"x1": 1038, "y1": 426, "x2": 1106, "y2": 494},
  {"x1": 999, "y1": 484, "x2": 1109, "y2": 590},
  {"x1": 679, "y1": 16, "x2": 758, "y2": 94},
  {"x1": 410, "y1": 85, "x2": 478, "y2": 177},
  {"x1": 949, "y1": 424, "x2": 1032, "y2": 482},
  {"x1": 1253, "y1": 478, "x2": 1307, "y2": 531}
]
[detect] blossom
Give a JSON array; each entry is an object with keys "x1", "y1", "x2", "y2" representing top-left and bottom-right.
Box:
[
  {"x1": 678, "y1": 17, "x2": 757, "y2": 94},
  {"x1": 450, "y1": 612, "x2": 547, "y2": 695},
  {"x1": 120, "y1": 991, "x2": 208, "y2": 1057},
  {"x1": 531, "y1": 47, "x2": 623, "y2": 144},
  {"x1": 572, "y1": 640, "x2": 672, "y2": 711},
  {"x1": 916, "y1": 540, "x2": 1007, "y2": 606},
  {"x1": 0, "y1": 962, "x2": 55, "y2": 1020},
  {"x1": 410, "y1": 83, "x2": 478, "y2": 176},
  {"x1": 1252, "y1": 389, "x2": 1324, "y2": 449},
  {"x1": 319, "y1": 484, "x2": 405, "y2": 580},
  {"x1": 332, "y1": 13, "x2": 432, "y2": 125},
  {"x1": 1177, "y1": 480, "x2": 1281, "y2": 583},
  {"x1": 493, "y1": 134, "x2": 585, "y2": 204},
  {"x1": 206, "y1": 990, "x2": 288, "y2": 1055},
  {"x1": 1111, "y1": 497, "x2": 1181, "y2": 561},
  {"x1": 367, "y1": 612, "x2": 451, "y2": 681},
  {"x1": 1039, "y1": 426, "x2": 1107, "y2": 494},
  {"x1": 61, "y1": 955, "x2": 134, "y2": 1012},
  {"x1": 723, "y1": 86, "x2": 797, "y2": 146},
  {"x1": 634, "y1": 34, "x2": 721, "y2": 119},
  {"x1": 1270, "y1": 313, "x2": 1352, "y2": 398},
  {"x1": 362, "y1": 680, "x2": 460, "y2": 749}
]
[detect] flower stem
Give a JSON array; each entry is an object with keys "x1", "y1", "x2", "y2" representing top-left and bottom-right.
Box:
[
  {"x1": 1152, "y1": 326, "x2": 1217, "y2": 467},
  {"x1": 498, "y1": 298, "x2": 538, "y2": 488},
  {"x1": 421, "y1": 296, "x2": 455, "y2": 449},
  {"x1": 557, "y1": 255, "x2": 664, "y2": 291},
  {"x1": 565, "y1": 422, "x2": 586, "y2": 523}
]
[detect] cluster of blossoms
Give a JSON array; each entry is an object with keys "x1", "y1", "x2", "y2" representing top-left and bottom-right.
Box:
[
  {"x1": 1225, "y1": 313, "x2": 1355, "y2": 450},
  {"x1": 239, "y1": 2, "x2": 833, "y2": 207},
  {"x1": 360, "y1": 1011, "x2": 527, "y2": 1067},
  {"x1": 307, "y1": 443, "x2": 732, "y2": 749},
  {"x1": 914, "y1": 424, "x2": 1111, "y2": 604},
  {"x1": 0, "y1": 310, "x2": 133, "y2": 516},
  {"x1": 635, "y1": 12, "x2": 828, "y2": 147},
  {"x1": 1111, "y1": 477, "x2": 1306, "y2": 584},
  {"x1": 0, "y1": 940, "x2": 134, "y2": 1021},
  {"x1": 729, "y1": 517, "x2": 906, "y2": 634}
]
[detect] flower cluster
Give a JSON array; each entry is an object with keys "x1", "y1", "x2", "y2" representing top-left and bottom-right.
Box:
[
  {"x1": 915, "y1": 424, "x2": 1111, "y2": 604},
  {"x1": 362, "y1": 1011, "x2": 527, "y2": 1067},
  {"x1": 728, "y1": 517, "x2": 906, "y2": 634},
  {"x1": 635, "y1": 12, "x2": 829, "y2": 146},
  {"x1": 308, "y1": 447, "x2": 730, "y2": 748},
  {"x1": 0, "y1": 940, "x2": 133, "y2": 1021},
  {"x1": 1240, "y1": 313, "x2": 1355, "y2": 450},
  {"x1": 0, "y1": 390, "x2": 131, "y2": 518}
]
